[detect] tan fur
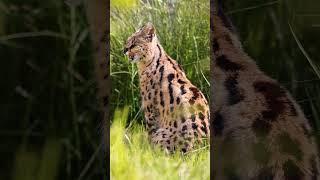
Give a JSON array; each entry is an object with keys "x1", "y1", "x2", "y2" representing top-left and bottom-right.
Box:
[
  {"x1": 124, "y1": 23, "x2": 210, "y2": 153},
  {"x1": 212, "y1": 10, "x2": 320, "y2": 179}
]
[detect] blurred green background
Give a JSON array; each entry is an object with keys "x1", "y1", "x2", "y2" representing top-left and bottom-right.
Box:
[
  {"x1": 224, "y1": 0, "x2": 320, "y2": 143},
  {"x1": 0, "y1": 0, "x2": 104, "y2": 179}
]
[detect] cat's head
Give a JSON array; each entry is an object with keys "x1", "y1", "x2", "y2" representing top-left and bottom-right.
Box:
[{"x1": 123, "y1": 22, "x2": 157, "y2": 63}]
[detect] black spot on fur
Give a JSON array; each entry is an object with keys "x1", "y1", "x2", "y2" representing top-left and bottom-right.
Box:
[
  {"x1": 189, "y1": 87, "x2": 200, "y2": 105},
  {"x1": 283, "y1": 160, "x2": 304, "y2": 180},
  {"x1": 253, "y1": 81, "x2": 287, "y2": 120},
  {"x1": 176, "y1": 97, "x2": 181, "y2": 104},
  {"x1": 224, "y1": 75, "x2": 244, "y2": 105},
  {"x1": 160, "y1": 91, "x2": 164, "y2": 107},
  {"x1": 174, "y1": 121, "x2": 178, "y2": 128},
  {"x1": 182, "y1": 125, "x2": 187, "y2": 131},
  {"x1": 191, "y1": 114, "x2": 196, "y2": 122},
  {"x1": 168, "y1": 73, "x2": 175, "y2": 82},
  {"x1": 252, "y1": 118, "x2": 272, "y2": 137},
  {"x1": 155, "y1": 44, "x2": 162, "y2": 69},
  {"x1": 216, "y1": 55, "x2": 242, "y2": 71},
  {"x1": 180, "y1": 85, "x2": 186, "y2": 95},
  {"x1": 159, "y1": 66, "x2": 164, "y2": 82},
  {"x1": 213, "y1": 112, "x2": 224, "y2": 136},
  {"x1": 181, "y1": 117, "x2": 186, "y2": 123},
  {"x1": 192, "y1": 123, "x2": 198, "y2": 129},
  {"x1": 168, "y1": 73, "x2": 175, "y2": 104},
  {"x1": 178, "y1": 79, "x2": 186, "y2": 84},
  {"x1": 212, "y1": 38, "x2": 219, "y2": 54},
  {"x1": 201, "y1": 121, "x2": 208, "y2": 134},
  {"x1": 198, "y1": 112, "x2": 205, "y2": 120}
]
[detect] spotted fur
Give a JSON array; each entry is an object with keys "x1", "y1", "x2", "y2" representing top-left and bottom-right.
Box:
[
  {"x1": 124, "y1": 23, "x2": 210, "y2": 153},
  {"x1": 212, "y1": 3, "x2": 320, "y2": 180}
]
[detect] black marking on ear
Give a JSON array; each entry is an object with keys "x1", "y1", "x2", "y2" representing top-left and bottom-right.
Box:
[{"x1": 213, "y1": 111, "x2": 224, "y2": 136}]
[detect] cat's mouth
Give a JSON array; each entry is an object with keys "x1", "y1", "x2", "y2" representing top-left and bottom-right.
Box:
[{"x1": 126, "y1": 52, "x2": 141, "y2": 63}]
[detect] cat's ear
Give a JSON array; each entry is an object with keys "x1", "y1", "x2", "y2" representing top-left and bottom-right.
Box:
[{"x1": 143, "y1": 22, "x2": 156, "y2": 42}]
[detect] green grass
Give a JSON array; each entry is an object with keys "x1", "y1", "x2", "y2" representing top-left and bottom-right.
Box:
[{"x1": 110, "y1": 107, "x2": 210, "y2": 180}]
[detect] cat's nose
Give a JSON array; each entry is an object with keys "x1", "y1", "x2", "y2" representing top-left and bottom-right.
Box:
[{"x1": 123, "y1": 48, "x2": 128, "y2": 54}]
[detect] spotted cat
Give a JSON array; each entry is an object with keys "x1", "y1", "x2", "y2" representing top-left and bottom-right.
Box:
[
  {"x1": 124, "y1": 23, "x2": 210, "y2": 153},
  {"x1": 211, "y1": 2, "x2": 320, "y2": 179}
]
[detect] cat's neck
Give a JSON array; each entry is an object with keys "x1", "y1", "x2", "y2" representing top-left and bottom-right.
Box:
[
  {"x1": 137, "y1": 41, "x2": 164, "y2": 75},
  {"x1": 212, "y1": 12, "x2": 257, "y2": 69}
]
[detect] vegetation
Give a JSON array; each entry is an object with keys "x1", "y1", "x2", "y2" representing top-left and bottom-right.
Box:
[{"x1": 110, "y1": 107, "x2": 209, "y2": 180}]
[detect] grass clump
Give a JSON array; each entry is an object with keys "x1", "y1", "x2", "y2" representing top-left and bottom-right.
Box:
[{"x1": 110, "y1": 107, "x2": 210, "y2": 180}]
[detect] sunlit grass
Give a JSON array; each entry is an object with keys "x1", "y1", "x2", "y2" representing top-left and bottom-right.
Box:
[
  {"x1": 110, "y1": 0, "x2": 210, "y2": 122},
  {"x1": 110, "y1": 107, "x2": 210, "y2": 180}
]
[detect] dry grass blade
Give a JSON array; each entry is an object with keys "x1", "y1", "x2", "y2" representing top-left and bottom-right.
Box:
[
  {"x1": 227, "y1": 1, "x2": 279, "y2": 14},
  {"x1": 0, "y1": 30, "x2": 68, "y2": 41},
  {"x1": 289, "y1": 22, "x2": 320, "y2": 79}
]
